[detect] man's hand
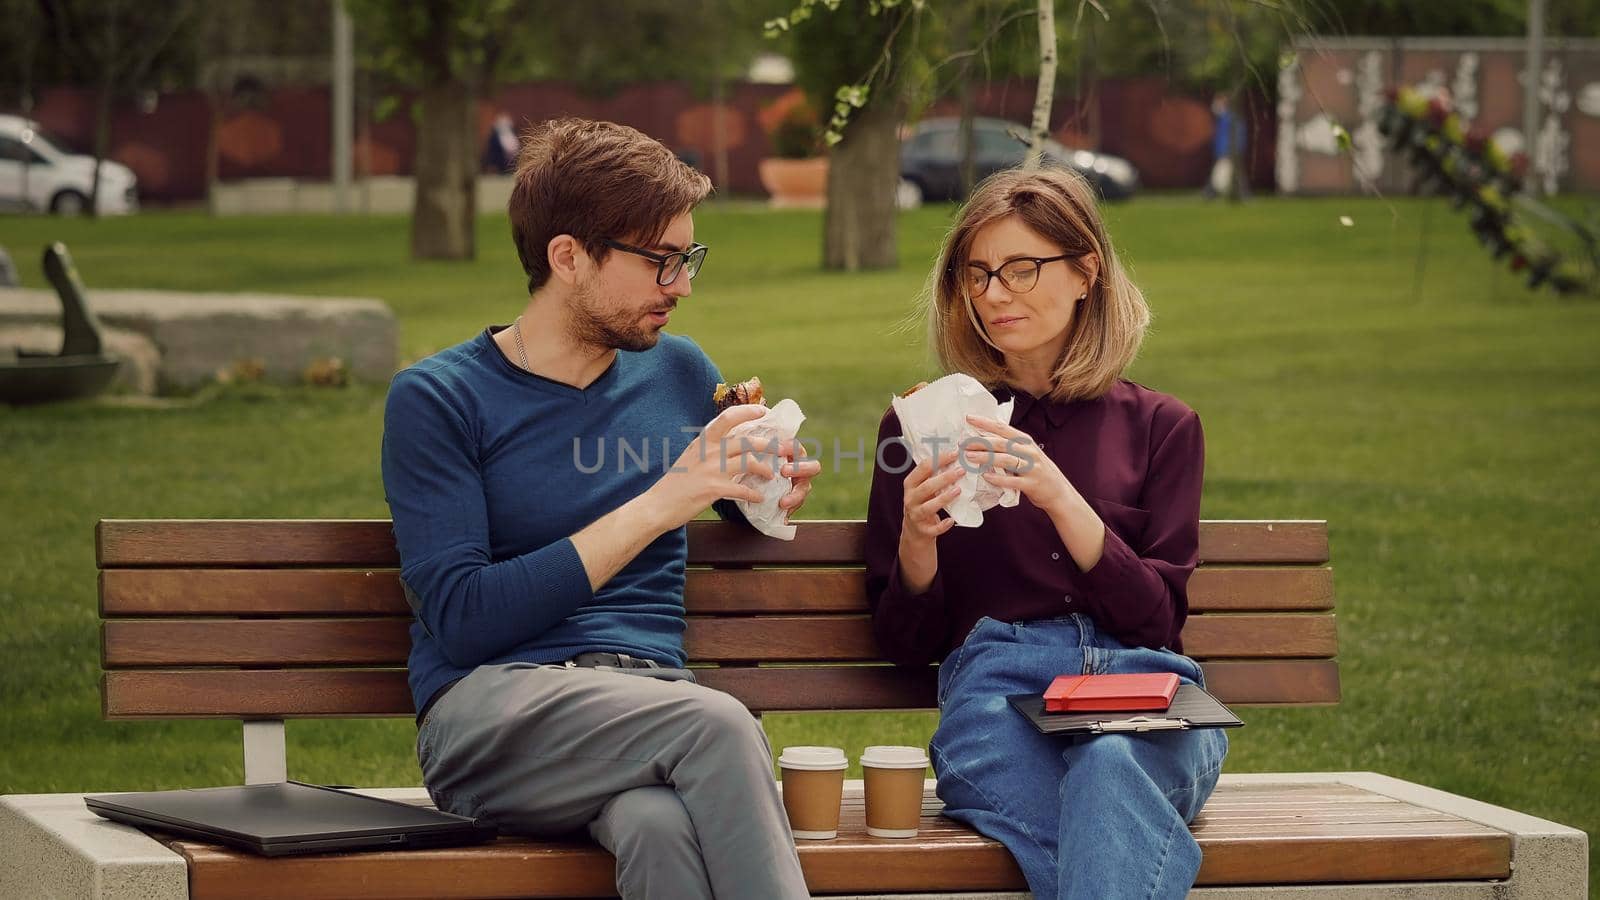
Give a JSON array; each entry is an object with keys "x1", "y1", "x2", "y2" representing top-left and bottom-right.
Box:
[
  {"x1": 776, "y1": 439, "x2": 821, "y2": 522},
  {"x1": 645, "y1": 405, "x2": 773, "y2": 531}
]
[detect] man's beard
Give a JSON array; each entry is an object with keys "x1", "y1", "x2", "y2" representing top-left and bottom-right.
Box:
[{"x1": 567, "y1": 278, "x2": 667, "y2": 353}]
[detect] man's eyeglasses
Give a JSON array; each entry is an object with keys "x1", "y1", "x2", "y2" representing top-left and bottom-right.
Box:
[
  {"x1": 603, "y1": 239, "x2": 709, "y2": 286},
  {"x1": 963, "y1": 254, "x2": 1076, "y2": 296}
]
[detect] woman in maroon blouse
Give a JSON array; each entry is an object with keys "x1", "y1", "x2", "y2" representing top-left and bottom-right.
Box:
[{"x1": 865, "y1": 168, "x2": 1226, "y2": 898}]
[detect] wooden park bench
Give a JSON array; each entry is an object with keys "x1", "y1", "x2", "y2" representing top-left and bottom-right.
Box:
[{"x1": 0, "y1": 518, "x2": 1585, "y2": 899}]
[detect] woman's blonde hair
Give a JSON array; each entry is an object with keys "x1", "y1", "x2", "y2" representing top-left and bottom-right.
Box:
[{"x1": 925, "y1": 166, "x2": 1149, "y2": 401}]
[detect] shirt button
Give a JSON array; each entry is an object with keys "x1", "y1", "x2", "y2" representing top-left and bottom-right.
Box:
[{"x1": 1051, "y1": 552, "x2": 1060, "y2": 560}]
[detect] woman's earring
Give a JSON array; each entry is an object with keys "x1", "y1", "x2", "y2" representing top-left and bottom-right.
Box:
[{"x1": 1077, "y1": 291, "x2": 1088, "y2": 301}]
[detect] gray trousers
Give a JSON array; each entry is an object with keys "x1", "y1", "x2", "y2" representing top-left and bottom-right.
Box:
[{"x1": 416, "y1": 662, "x2": 810, "y2": 899}]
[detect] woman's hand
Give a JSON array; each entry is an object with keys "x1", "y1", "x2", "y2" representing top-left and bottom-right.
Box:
[
  {"x1": 901, "y1": 449, "x2": 963, "y2": 545},
  {"x1": 969, "y1": 413, "x2": 1110, "y2": 572},
  {"x1": 963, "y1": 414, "x2": 1080, "y2": 516},
  {"x1": 776, "y1": 440, "x2": 821, "y2": 522},
  {"x1": 896, "y1": 449, "x2": 961, "y2": 595}
]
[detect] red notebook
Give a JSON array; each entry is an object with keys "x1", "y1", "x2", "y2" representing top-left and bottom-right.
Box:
[{"x1": 1043, "y1": 673, "x2": 1181, "y2": 713}]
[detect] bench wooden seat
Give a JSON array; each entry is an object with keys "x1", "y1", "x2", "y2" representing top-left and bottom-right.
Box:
[
  {"x1": 88, "y1": 517, "x2": 1572, "y2": 898},
  {"x1": 155, "y1": 780, "x2": 1513, "y2": 899}
]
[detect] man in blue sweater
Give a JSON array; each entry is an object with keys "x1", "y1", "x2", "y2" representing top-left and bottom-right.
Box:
[{"x1": 382, "y1": 118, "x2": 819, "y2": 899}]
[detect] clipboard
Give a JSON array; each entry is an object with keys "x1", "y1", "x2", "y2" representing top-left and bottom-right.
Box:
[{"x1": 1008, "y1": 684, "x2": 1243, "y2": 736}]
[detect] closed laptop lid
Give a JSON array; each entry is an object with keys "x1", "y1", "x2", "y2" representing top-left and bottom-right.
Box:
[{"x1": 85, "y1": 781, "x2": 480, "y2": 846}]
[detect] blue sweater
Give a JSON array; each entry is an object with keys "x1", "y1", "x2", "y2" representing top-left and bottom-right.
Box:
[{"x1": 381, "y1": 328, "x2": 727, "y2": 713}]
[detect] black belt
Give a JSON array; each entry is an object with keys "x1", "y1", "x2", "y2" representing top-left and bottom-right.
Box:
[
  {"x1": 416, "y1": 654, "x2": 663, "y2": 726},
  {"x1": 416, "y1": 676, "x2": 463, "y2": 727},
  {"x1": 565, "y1": 652, "x2": 662, "y2": 670}
]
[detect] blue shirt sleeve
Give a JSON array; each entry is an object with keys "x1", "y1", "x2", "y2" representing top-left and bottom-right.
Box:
[{"x1": 381, "y1": 369, "x2": 594, "y2": 667}]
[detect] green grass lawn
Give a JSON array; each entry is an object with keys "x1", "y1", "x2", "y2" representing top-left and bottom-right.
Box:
[{"x1": 2, "y1": 196, "x2": 1596, "y2": 889}]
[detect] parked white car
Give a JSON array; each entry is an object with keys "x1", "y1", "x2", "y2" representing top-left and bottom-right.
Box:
[{"x1": 0, "y1": 115, "x2": 138, "y2": 215}]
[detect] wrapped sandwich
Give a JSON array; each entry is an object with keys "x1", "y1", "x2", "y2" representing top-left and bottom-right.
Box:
[
  {"x1": 713, "y1": 376, "x2": 764, "y2": 411},
  {"x1": 710, "y1": 376, "x2": 804, "y2": 541}
]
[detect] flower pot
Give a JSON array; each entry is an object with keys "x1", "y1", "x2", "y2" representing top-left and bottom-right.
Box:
[{"x1": 758, "y1": 157, "x2": 829, "y2": 209}]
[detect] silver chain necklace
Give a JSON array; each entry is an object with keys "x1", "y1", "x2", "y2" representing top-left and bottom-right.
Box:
[{"x1": 511, "y1": 316, "x2": 529, "y2": 371}]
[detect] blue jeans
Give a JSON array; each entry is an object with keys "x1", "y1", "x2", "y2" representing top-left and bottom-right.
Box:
[{"x1": 931, "y1": 614, "x2": 1227, "y2": 899}]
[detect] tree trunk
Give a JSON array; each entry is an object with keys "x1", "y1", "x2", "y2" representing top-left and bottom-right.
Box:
[
  {"x1": 1226, "y1": 89, "x2": 1244, "y2": 204},
  {"x1": 205, "y1": 94, "x2": 221, "y2": 215},
  {"x1": 955, "y1": 1, "x2": 977, "y2": 198},
  {"x1": 823, "y1": 100, "x2": 902, "y2": 271},
  {"x1": 711, "y1": 77, "x2": 730, "y2": 199},
  {"x1": 958, "y1": 86, "x2": 977, "y2": 199},
  {"x1": 1025, "y1": 0, "x2": 1057, "y2": 169},
  {"x1": 410, "y1": 82, "x2": 477, "y2": 261},
  {"x1": 88, "y1": 76, "x2": 112, "y2": 218},
  {"x1": 1081, "y1": 9, "x2": 1100, "y2": 150}
]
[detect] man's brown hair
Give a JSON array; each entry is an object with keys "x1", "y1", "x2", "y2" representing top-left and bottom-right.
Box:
[{"x1": 509, "y1": 117, "x2": 712, "y2": 293}]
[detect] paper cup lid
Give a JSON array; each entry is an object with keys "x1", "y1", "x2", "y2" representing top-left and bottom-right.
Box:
[
  {"x1": 860, "y1": 745, "x2": 929, "y2": 769},
  {"x1": 778, "y1": 746, "x2": 847, "y2": 771}
]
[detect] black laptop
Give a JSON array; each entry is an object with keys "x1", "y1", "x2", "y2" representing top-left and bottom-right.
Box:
[{"x1": 85, "y1": 781, "x2": 496, "y2": 856}]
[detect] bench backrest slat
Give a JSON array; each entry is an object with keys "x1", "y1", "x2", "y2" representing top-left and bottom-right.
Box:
[
  {"x1": 100, "y1": 567, "x2": 1333, "y2": 616},
  {"x1": 97, "y1": 519, "x2": 1339, "y2": 718},
  {"x1": 102, "y1": 659, "x2": 1341, "y2": 718},
  {"x1": 97, "y1": 520, "x2": 1330, "y2": 567},
  {"x1": 102, "y1": 614, "x2": 1337, "y2": 668}
]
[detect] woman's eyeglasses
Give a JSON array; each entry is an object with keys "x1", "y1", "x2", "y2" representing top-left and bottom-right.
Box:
[
  {"x1": 963, "y1": 254, "x2": 1075, "y2": 296},
  {"x1": 603, "y1": 239, "x2": 710, "y2": 286}
]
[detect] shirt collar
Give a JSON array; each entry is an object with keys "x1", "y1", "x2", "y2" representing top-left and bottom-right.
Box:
[{"x1": 996, "y1": 384, "x2": 1080, "y2": 429}]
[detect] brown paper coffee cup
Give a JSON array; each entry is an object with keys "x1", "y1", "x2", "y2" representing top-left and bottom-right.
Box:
[
  {"x1": 778, "y1": 746, "x2": 847, "y2": 839},
  {"x1": 861, "y1": 745, "x2": 929, "y2": 838}
]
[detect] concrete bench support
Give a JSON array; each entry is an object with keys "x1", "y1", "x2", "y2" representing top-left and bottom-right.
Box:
[
  {"x1": 0, "y1": 793, "x2": 187, "y2": 900},
  {"x1": 241, "y1": 721, "x2": 286, "y2": 786}
]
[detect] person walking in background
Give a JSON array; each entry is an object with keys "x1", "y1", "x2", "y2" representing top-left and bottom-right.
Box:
[
  {"x1": 482, "y1": 111, "x2": 520, "y2": 174},
  {"x1": 1203, "y1": 93, "x2": 1247, "y2": 201}
]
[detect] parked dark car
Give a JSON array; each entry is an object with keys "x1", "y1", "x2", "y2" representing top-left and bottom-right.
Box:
[{"x1": 899, "y1": 117, "x2": 1139, "y2": 206}]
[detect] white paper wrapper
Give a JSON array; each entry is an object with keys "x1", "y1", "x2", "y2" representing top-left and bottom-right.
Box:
[
  {"x1": 889, "y1": 373, "x2": 1018, "y2": 528},
  {"x1": 724, "y1": 398, "x2": 806, "y2": 541}
]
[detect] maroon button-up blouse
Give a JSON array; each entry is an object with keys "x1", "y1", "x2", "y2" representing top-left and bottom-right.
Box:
[{"x1": 864, "y1": 378, "x2": 1205, "y2": 667}]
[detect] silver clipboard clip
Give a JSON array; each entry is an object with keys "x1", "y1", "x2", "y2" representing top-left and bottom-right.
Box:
[{"x1": 1091, "y1": 717, "x2": 1191, "y2": 733}]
